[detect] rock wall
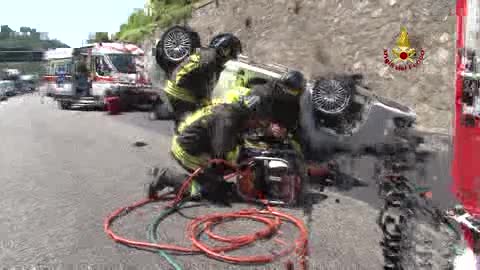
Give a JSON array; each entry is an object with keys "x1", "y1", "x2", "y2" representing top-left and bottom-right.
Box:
[
  {"x1": 142, "y1": 38, "x2": 165, "y2": 91},
  {"x1": 187, "y1": 0, "x2": 455, "y2": 133}
]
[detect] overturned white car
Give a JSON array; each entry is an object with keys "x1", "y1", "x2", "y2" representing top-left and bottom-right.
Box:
[
  {"x1": 214, "y1": 57, "x2": 418, "y2": 159},
  {"x1": 300, "y1": 74, "x2": 416, "y2": 157}
]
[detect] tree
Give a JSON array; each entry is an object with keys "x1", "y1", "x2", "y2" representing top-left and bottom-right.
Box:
[
  {"x1": 0, "y1": 25, "x2": 13, "y2": 39},
  {"x1": 96, "y1": 32, "x2": 110, "y2": 42},
  {"x1": 87, "y1": 32, "x2": 111, "y2": 43},
  {"x1": 119, "y1": 23, "x2": 128, "y2": 32},
  {"x1": 19, "y1": 27, "x2": 32, "y2": 38},
  {"x1": 31, "y1": 32, "x2": 41, "y2": 40},
  {"x1": 19, "y1": 27, "x2": 28, "y2": 33},
  {"x1": 114, "y1": 0, "x2": 195, "y2": 43}
]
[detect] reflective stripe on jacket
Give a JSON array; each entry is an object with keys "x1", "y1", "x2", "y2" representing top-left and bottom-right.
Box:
[
  {"x1": 175, "y1": 53, "x2": 201, "y2": 83},
  {"x1": 164, "y1": 53, "x2": 202, "y2": 104},
  {"x1": 177, "y1": 105, "x2": 214, "y2": 133},
  {"x1": 223, "y1": 86, "x2": 252, "y2": 104},
  {"x1": 171, "y1": 134, "x2": 241, "y2": 172},
  {"x1": 164, "y1": 80, "x2": 197, "y2": 104},
  {"x1": 173, "y1": 104, "x2": 242, "y2": 171},
  {"x1": 171, "y1": 136, "x2": 209, "y2": 171},
  {"x1": 173, "y1": 104, "x2": 214, "y2": 171}
]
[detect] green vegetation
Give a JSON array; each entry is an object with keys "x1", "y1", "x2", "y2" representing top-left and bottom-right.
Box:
[
  {"x1": 87, "y1": 32, "x2": 111, "y2": 44},
  {"x1": 114, "y1": 10, "x2": 156, "y2": 44},
  {"x1": 0, "y1": 25, "x2": 69, "y2": 49},
  {"x1": 114, "y1": 0, "x2": 201, "y2": 44}
]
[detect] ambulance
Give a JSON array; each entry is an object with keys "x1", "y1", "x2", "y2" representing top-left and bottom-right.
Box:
[{"x1": 43, "y1": 42, "x2": 152, "y2": 110}]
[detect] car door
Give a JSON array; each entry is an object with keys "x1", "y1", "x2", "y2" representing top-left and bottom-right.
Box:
[{"x1": 54, "y1": 60, "x2": 74, "y2": 96}]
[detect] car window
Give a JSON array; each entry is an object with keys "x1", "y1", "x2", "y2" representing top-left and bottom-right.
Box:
[{"x1": 95, "y1": 56, "x2": 112, "y2": 76}]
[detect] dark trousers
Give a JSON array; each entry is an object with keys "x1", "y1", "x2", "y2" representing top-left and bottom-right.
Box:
[
  {"x1": 151, "y1": 154, "x2": 192, "y2": 191},
  {"x1": 165, "y1": 94, "x2": 200, "y2": 131},
  {"x1": 150, "y1": 152, "x2": 223, "y2": 194}
]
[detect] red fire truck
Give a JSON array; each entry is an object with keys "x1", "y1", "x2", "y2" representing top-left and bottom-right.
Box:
[{"x1": 449, "y1": 0, "x2": 480, "y2": 268}]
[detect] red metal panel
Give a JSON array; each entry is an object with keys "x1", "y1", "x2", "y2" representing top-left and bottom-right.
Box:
[{"x1": 452, "y1": 0, "x2": 480, "y2": 216}]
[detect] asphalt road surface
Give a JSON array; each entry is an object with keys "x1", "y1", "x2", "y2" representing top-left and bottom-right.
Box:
[{"x1": 0, "y1": 94, "x2": 457, "y2": 270}]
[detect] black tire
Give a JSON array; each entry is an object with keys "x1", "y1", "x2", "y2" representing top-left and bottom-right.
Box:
[
  {"x1": 310, "y1": 79, "x2": 353, "y2": 115},
  {"x1": 463, "y1": 115, "x2": 476, "y2": 127},
  {"x1": 99, "y1": 102, "x2": 107, "y2": 111},
  {"x1": 155, "y1": 51, "x2": 178, "y2": 77},
  {"x1": 149, "y1": 101, "x2": 172, "y2": 120},
  {"x1": 156, "y1": 25, "x2": 201, "y2": 74},
  {"x1": 58, "y1": 100, "x2": 70, "y2": 110}
]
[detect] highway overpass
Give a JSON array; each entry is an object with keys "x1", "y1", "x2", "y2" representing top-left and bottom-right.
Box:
[{"x1": 0, "y1": 48, "x2": 45, "y2": 62}]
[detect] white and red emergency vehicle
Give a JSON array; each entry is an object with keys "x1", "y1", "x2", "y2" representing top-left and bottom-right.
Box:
[{"x1": 43, "y1": 42, "x2": 152, "y2": 110}]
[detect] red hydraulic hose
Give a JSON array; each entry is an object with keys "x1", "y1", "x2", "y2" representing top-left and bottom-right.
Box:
[{"x1": 104, "y1": 159, "x2": 310, "y2": 270}]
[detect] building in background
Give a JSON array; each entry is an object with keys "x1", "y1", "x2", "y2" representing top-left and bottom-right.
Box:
[{"x1": 144, "y1": 0, "x2": 153, "y2": 16}]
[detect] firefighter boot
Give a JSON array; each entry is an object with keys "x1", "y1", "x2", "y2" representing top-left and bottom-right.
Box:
[{"x1": 146, "y1": 167, "x2": 167, "y2": 199}]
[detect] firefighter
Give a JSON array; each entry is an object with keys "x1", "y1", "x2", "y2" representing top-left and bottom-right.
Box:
[
  {"x1": 163, "y1": 33, "x2": 242, "y2": 128},
  {"x1": 146, "y1": 71, "x2": 307, "y2": 204},
  {"x1": 224, "y1": 70, "x2": 306, "y2": 154},
  {"x1": 75, "y1": 55, "x2": 91, "y2": 96}
]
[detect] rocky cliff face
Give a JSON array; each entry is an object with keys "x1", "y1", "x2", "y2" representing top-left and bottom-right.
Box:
[{"x1": 144, "y1": 0, "x2": 455, "y2": 133}]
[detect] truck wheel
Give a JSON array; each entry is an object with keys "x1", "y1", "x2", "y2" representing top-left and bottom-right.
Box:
[
  {"x1": 58, "y1": 101, "x2": 70, "y2": 110},
  {"x1": 149, "y1": 102, "x2": 172, "y2": 120}
]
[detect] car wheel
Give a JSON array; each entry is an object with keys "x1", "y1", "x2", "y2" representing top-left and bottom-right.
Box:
[
  {"x1": 156, "y1": 25, "x2": 201, "y2": 75},
  {"x1": 310, "y1": 79, "x2": 353, "y2": 115},
  {"x1": 160, "y1": 25, "x2": 201, "y2": 63}
]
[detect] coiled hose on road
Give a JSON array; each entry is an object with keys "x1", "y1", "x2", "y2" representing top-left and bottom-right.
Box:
[{"x1": 104, "y1": 160, "x2": 310, "y2": 270}]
